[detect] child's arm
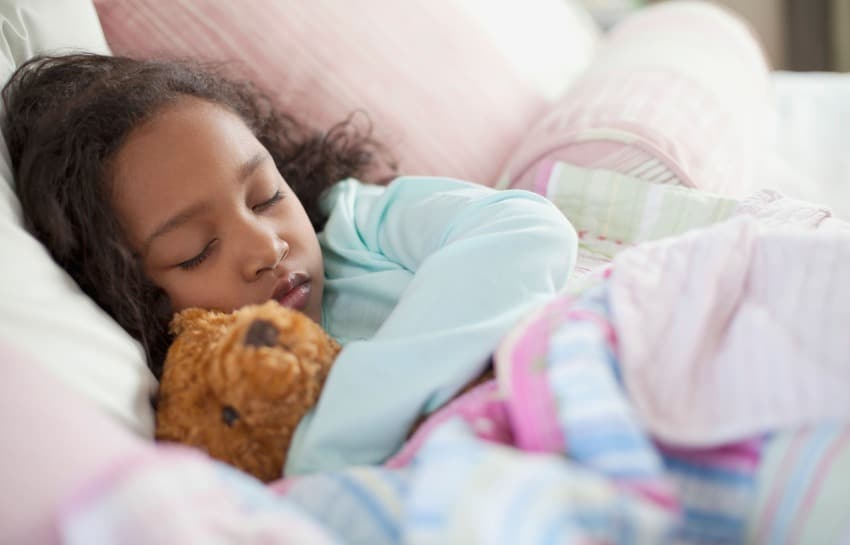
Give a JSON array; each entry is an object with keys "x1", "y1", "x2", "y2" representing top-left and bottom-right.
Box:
[{"x1": 286, "y1": 176, "x2": 577, "y2": 475}]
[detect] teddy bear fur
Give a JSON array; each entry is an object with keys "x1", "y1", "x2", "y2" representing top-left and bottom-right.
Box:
[{"x1": 155, "y1": 301, "x2": 340, "y2": 483}]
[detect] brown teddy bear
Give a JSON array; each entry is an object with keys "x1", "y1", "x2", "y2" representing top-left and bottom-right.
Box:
[
  {"x1": 154, "y1": 301, "x2": 340, "y2": 483},
  {"x1": 155, "y1": 300, "x2": 496, "y2": 483}
]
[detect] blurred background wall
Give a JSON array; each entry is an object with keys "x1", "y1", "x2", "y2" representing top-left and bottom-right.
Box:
[{"x1": 579, "y1": 0, "x2": 850, "y2": 71}]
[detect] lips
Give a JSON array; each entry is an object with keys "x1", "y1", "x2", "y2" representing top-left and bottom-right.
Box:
[{"x1": 273, "y1": 272, "x2": 311, "y2": 311}]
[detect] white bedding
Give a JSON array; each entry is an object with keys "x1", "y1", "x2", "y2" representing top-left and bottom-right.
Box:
[{"x1": 760, "y1": 71, "x2": 850, "y2": 219}]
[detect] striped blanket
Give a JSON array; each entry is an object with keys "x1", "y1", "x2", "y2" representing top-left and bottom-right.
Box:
[
  {"x1": 381, "y1": 283, "x2": 764, "y2": 544},
  {"x1": 60, "y1": 167, "x2": 850, "y2": 544},
  {"x1": 532, "y1": 161, "x2": 842, "y2": 295},
  {"x1": 59, "y1": 271, "x2": 850, "y2": 545},
  {"x1": 59, "y1": 165, "x2": 850, "y2": 545}
]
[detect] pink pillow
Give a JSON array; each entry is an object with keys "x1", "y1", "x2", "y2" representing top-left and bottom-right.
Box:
[
  {"x1": 499, "y1": 1, "x2": 772, "y2": 198},
  {"x1": 0, "y1": 342, "x2": 150, "y2": 545},
  {"x1": 93, "y1": 0, "x2": 596, "y2": 186}
]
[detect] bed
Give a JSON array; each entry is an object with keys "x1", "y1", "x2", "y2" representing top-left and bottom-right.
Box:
[{"x1": 1, "y1": 1, "x2": 848, "y2": 543}]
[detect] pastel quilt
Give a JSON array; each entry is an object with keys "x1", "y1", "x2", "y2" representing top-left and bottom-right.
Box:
[
  {"x1": 58, "y1": 170, "x2": 850, "y2": 545},
  {"x1": 60, "y1": 217, "x2": 850, "y2": 544}
]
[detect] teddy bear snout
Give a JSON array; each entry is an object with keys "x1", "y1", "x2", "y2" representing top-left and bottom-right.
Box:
[{"x1": 244, "y1": 319, "x2": 278, "y2": 348}]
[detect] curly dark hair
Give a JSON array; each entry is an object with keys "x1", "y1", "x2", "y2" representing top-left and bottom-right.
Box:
[{"x1": 2, "y1": 53, "x2": 395, "y2": 377}]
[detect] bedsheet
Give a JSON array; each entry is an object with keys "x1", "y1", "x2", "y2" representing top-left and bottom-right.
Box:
[
  {"x1": 535, "y1": 160, "x2": 846, "y2": 294},
  {"x1": 59, "y1": 214, "x2": 850, "y2": 545},
  {"x1": 609, "y1": 216, "x2": 850, "y2": 446}
]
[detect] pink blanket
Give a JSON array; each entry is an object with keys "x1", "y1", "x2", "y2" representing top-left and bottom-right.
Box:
[
  {"x1": 500, "y1": 1, "x2": 772, "y2": 198},
  {"x1": 611, "y1": 215, "x2": 850, "y2": 446}
]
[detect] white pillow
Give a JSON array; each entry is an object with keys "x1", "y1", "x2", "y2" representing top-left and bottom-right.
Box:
[
  {"x1": 453, "y1": 0, "x2": 600, "y2": 101},
  {"x1": 0, "y1": 0, "x2": 156, "y2": 437}
]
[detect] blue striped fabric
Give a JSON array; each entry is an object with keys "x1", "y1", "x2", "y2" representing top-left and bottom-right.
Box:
[
  {"x1": 277, "y1": 284, "x2": 773, "y2": 544},
  {"x1": 747, "y1": 424, "x2": 850, "y2": 545},
  {"x1": 59, "y1": 281, "x2": 849, "y2": 545}
]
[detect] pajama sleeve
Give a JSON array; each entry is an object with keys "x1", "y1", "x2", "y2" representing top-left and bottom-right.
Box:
[{"x1": 286, "y1": 176, "x2": 578, "y2": 475}]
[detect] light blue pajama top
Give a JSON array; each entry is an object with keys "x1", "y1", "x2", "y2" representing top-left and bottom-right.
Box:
[{"x1": 285, "y1": 176, "x2": 578, "y2": 475}]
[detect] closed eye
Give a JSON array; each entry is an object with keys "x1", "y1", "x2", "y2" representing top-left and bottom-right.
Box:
[
  {"x1": 253, "y1": 190, "x2": 284, "y2": 213},
  {"x1": 178, "y1": 239, "x2": 216, "y2": 270}
]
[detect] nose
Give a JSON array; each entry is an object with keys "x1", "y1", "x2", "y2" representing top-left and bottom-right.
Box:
[
  {"x1": 239, "y1": 221, "x2": 289, "y2": 281},
  {"x1": 243, "y1": 319, "x2": 279, "y2": 347}
]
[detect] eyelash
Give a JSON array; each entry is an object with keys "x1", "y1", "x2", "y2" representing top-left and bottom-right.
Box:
[
  {"x1": 253, "y1": 189, "x2": 284, "y2": 213},
  {"x1": 177, "y1": 190, "x2": 283, "y2": 271},
  {"x1": 178, "y1": 240, "x2": 215, "y2": 270}
]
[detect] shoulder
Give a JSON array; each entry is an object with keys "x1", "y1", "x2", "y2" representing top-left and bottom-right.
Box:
[
  {"x1": 320, "y1": 176, "x2": 571, "y2": 249},
  {"x1": 321, "y1": 175, "x2": 486, "y2": 203},
  {"x1": 321, "y1": 175, "x2": 557, "y2": 217}
]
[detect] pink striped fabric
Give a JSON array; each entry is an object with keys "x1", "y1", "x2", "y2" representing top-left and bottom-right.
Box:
[
  {"x1": 500, "y1": 0, "x2": 772, "y2": 198},
  {"x1": 384, "y1": 380, "x2": 511, "y2": 469},
  {"x1": 92, "y1": 0, "x2": 562, "y2": 186},
  {"x1": 785, "y1": 430, "x2": 850, "y2": 544},
  {"x1": 751, "y1": 426, "x2": 850, "y2": 545}
]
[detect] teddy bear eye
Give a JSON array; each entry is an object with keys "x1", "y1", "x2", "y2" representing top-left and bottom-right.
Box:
[{"x1": 222, "y1": 405, "x2": 240, "y2": 426}]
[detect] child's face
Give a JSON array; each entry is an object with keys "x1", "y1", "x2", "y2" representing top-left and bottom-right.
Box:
[{"x1": 110, "y1": 97, "x2": 324, "y2": 325}]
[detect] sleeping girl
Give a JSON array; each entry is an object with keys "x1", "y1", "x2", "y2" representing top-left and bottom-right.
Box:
[{"x1": 2, "y1": 53, "x2": 578, "y2": 476}]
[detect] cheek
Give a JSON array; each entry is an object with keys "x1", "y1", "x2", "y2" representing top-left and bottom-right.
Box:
[
  {"x1": 299, "y1": 227, "x2": 324, "y2": 278},
  {"x1": 155, "y1": 280, "x2": 195, "y2": 313},
  {"x1": 150, "y1": 271, "x2": 218, "y2": 312}
]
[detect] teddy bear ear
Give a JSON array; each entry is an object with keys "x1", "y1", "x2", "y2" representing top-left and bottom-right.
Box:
[{"x1": 170, "y1": 307, "x2": 231, "y2": 336}]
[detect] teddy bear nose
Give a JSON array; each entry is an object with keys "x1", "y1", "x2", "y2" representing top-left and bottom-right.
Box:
[{"x1": 244, "y1": 319, "x2": 279, "y2": 348}]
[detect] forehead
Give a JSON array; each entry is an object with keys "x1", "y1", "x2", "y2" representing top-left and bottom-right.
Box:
[
  {"x1": 109, "y1": 97, "x2": 260, "y2": 241},
  {"x1": 112, "y1": 97, "x2": 255, "y2": 185}
]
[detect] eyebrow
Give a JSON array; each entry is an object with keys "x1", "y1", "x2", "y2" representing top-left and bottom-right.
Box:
[
  {"x1": 142, "y1": 201, "x2": 210, "y2": 256},
  {"x1": 237, "y1": 150, "x2": 270, "y2": 183},
  {"x1": 141, "y1": 151, "x2": 270, "y2": 254}
]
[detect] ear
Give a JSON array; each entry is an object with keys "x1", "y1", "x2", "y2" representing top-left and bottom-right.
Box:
[{"x1": 169, "y1": 307, "x2": 231, "y2": 336}]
